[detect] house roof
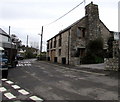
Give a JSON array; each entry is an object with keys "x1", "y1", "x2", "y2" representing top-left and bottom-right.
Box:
[
  {"x1": 0, "y1": 28, "x2": 10, "y2": 37},
  {"x1": 47, "y1": 16, "x2": 87, "y2": 42},
  {"x1": 99, "y1": 20, "x2": 110, "y2": 32}
]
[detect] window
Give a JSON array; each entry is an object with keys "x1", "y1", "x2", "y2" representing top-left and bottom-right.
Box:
[
  {"x1": 47, "y1": 43, "x2": 49, "y2": 49},
  {"x1": 77, "y1": 28, "x2": 81, "y2": 38},
  {"x1": 50, "y1": 40, "x2": 52, "y2": 48},
  {"x1": 74, "y1": 48, "x2": 85, "y2": 57},
  {"x1": 54, "y1": 37, "x2": 56, "y2": 48},
  {"x1": 59, "y1": 34, "x2": 62, "y2": 47},
  {"x1": 0, "y1": 35, "x2": 10, "y2": 43},
  {"x1": 77, "y1": 27, "x2": 85, "y2": 38},
  {"x1": 82, "y1": 28, "x2": 85, "y2": 38},
  {"x1": 59, "y1": 49, "x2": 61, "y2": 56}
]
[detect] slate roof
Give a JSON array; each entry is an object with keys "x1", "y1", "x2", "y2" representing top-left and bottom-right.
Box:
[
  {"x1": 0, "y1": 28, "x2": 10, "y2": 37},
  {"x1": 47, "y1": 16, "x2": 87, "y2": 42}
]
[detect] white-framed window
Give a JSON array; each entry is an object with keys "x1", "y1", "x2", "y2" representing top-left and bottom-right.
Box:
[{"x1": 0, "y1": 35, "x2": 10, "y2": 43}]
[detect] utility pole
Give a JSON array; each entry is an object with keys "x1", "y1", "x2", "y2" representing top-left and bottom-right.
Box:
[
  {"x1": 38, "y1": 26, "x2": 43, "y2": 55},
  {"x1": 40, "y1": 26, "x2": 43, "y2": 54},
  {"x1": 26, "y1": 35, "x2": 28, "y2": 47},
  {"x1": 9, "y1": 26, "x2": 10, "y2": 36},
  {"x1": 9, "y1": 26, "x2": 12, "y2": 65},
  {"x1": 84, "y1": 0, "x2": 86, "y2": 6},
  {"x1": 38, "y1": 33, "x2": 41, "y2": 55}
]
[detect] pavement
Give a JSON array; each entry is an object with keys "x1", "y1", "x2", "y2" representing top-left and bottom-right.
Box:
[
  {"x1": 78, "y1": 63, "x2": 105, "y2": 70},
  {"x1": 46, "y1": 61, "x2": 119, "y2": 79},
  {"x1": 77, "y1": 63, "x2": 119, "y2": 74},
  {"x1": 76, "y1": 63, "x2": 119, "y2": 79}
]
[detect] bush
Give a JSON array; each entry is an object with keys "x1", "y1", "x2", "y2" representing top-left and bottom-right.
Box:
[
  {"x1": 25, "y1": 51, "x2": 37, "y2": 59},
  {"x1": 82, "y1": 38, "x2": 104, "y2": 64},
  {"x1": 82, "y1": 53, "x2": 95, "y2": 64},
  {"x1": 106, "y1": 36, "x2": 114, "y2": 58},
  {"x1": 37, "y1": 52, "x2": 46, "y2": 60}
]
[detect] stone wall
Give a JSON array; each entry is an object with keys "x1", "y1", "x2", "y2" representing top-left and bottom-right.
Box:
[
  {"x1": 105, "y1": 58, "x2": 119, "y2": 71},
  {"x1": 105, "y1": 41, "x2": 119, "y2": 71}
]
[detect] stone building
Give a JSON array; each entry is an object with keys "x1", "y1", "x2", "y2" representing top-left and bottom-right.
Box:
[{"x1": 47, "y1": 2, "x2": 111, "y2": 65}]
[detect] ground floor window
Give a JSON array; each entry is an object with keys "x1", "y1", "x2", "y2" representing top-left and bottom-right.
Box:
[{"x1": 74, "y1": 48, "x2": 85, "y2": 57}]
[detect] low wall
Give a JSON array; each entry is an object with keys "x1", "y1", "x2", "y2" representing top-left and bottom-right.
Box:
[
  {"x1": 105, "y1": 58, "x2": 119, "y2": 71},
  {"x1": 105, "y1": 41, "x2": 119, "y2": 71}
]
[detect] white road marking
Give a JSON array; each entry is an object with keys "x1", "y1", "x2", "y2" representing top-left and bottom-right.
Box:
[
  {"x1": 17, "y1": 63, "x2": 31, "y2": 67},
  {"x1": 24, "y1": 64, "x2": 27, "y2": 66},
  {"x1": 1, "y1": 79, "x2": 7, "y2": 81},
  {"x1": 2, "y1": 79, "x2": 42, "y2": 101},
  {"x1": 78, "y1": 77, "x2": 85, "y2": 80},
  {"x1": 11, "y1": 85, "x2": 20, "y2": 89},
  {"x1": 4, "y1": 92, "x2": 16, "y2": 99},
  {"x1": 0, "y1": 87, "x2": 7, "y2": 92},
  {"x1": 6, "y1": 80, "x2": 14, "y2": 84},
  {"x1": 18, "y1": 89, "x2": 29, "y2": 95},
  {"x1": 20, "y1": 64, "x2": 24, "y2": 66},
  {"x1": 27, "y1": 64, "x2": 31, "y2": 66},
  {"x1": 30, "y1": 96, "x2": 43, "y2": 101}
]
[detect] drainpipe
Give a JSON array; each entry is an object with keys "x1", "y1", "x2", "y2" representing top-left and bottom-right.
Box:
[{"x1": 68, "y1": 30, "x2": 70, "y2": 65}]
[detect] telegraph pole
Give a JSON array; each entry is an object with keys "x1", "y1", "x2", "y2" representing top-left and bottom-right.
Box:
[
  {"x1": 9, "y1": 26, "x2": 12, "y2": 65},
  {"x1": 9, "y1": 26, "x2": 11, "y2": 36},
  {"x1": 40, "y1": 26, "x2": 43, "y2": 54},
  {"x1": 26, "y1": 35, "x2": 28, "y2": 47}
]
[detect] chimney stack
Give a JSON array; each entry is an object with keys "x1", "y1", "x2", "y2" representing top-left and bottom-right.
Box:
[{"x1": 85, "y1": 2, "x2": 100, "y2": 40}]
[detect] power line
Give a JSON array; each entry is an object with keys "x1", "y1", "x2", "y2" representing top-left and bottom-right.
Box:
[{"x1": 44, "y1": 0, "x2": 85, "y2": 26}]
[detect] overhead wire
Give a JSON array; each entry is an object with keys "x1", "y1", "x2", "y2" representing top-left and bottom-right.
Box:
[{"x1": 43, "y1": 0, "x2": 85, "y2": 27}]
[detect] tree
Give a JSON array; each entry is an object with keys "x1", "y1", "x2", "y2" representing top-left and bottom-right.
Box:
[
  {"x1": 106, "y1": 36, "x2": 114, "y2": 58},
  {"x1": 11, "y1": 34, "x2": 22, "y2": 49}
]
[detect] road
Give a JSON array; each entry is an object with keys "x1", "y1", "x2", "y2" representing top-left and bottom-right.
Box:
[{"x1": 1, "y1": 59, "x2": 118, "y2": 101}]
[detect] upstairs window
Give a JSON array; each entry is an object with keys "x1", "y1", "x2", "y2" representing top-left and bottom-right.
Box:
[
  {"x1": 54, "y1": 37, "x2": 56, "y2": 48},
  {"x1": 59, "y1": 34, "x2": 62, "y2": 47},
  {"x1": 77, "y1": 28, "x2": 81, "y2": 38},
  {"x1": 50, "y1": 40, "x2": 52, "y2": 48},
  {"x1": 77, "y1": 27, "x2": 85, "y2": 38},
  {"x1": 82, "y1": 28, "x2": 85, "y2": 38},
  {"x1": 47, "y1": 43, "x2": 49, "y2": 49}
]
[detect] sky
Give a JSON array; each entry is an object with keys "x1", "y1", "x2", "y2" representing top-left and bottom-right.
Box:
[{"x1": 0, "y1": 0, "x2": 119, "y2": 51}]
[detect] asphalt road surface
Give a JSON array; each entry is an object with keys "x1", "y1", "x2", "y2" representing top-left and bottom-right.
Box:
[{"x1": 1, "y1": 59, "x2": 119, "y2": 101}]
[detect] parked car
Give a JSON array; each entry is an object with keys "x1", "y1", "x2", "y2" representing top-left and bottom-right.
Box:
[
  {"x1": 0, "y1": 47, "x2": 8, "y2": 78},
  {"x1": 17, "y1": 54, "x2": 24, "y2": 60}
]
